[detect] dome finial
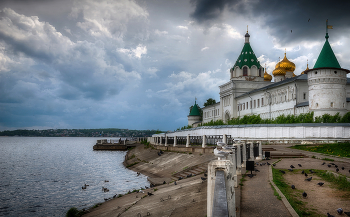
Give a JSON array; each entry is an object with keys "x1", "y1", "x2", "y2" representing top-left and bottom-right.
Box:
[{"x1": 247, "y1": 25, "x2": 248, "y2": 33}]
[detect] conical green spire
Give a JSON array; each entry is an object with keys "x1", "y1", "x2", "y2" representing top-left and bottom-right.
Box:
[
  {"x1": 313, "y1": 33, "x2": 341, "y2": 69},
  {"x1": 189, "y1": 101, "x2": 201, "y2": 116}
]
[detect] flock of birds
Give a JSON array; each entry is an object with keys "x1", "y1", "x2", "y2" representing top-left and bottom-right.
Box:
[{"x1": 277, "y1": 161, "x2": 350, "y2": 216}]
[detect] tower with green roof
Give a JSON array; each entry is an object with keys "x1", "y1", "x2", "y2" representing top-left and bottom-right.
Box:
[
  {"x1": 188, "y1": 101, "x2": 202, "y2": 127},
  {"x1": 230, "y1": 30, "x2": 264, "y2": 81},
  {"x1": 305, "y1": 21, "x2": 349, "y2": 117}
]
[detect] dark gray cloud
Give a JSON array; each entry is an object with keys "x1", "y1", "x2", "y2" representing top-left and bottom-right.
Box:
[{"x1": 190, "y1": 0, "x2": 350, "y2": 44}]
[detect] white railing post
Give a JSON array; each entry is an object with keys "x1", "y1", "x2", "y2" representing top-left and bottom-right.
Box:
[
  {"x1": 174, "y1": 136, "x2": 177, "y2": 147},
  {"x1": 186, "y1": 134, "x2": 190, "y2": 147},
  {"x1": 242, "y1": 143, "x2": 246, "y2": 168},
  {"x1": 202, "y1": 135, "x2": 206, "y2": 148},
  {"x1": 165, "y1": 136, "x2": 168, "y2": 146},
  {"x1": 236, "y1": 144, "x2": 242, "y2": 175}
]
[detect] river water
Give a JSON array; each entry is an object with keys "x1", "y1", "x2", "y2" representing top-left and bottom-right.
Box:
[{"x1": 0, "y1": 137, "x2": 149, "y2": 217}]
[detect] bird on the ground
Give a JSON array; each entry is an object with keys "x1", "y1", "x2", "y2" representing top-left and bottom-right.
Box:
[
  {"x1": 309, "y1": 170, "x2": 315, "y2": 173},
  {"x1": 178, "y1": 177, "x2": 183, "y2": 180},
  {"x1": 255, "y1": 169, "x2": 260, "y2": 172},
  {"x1": 145, "y1": 186, "x2": 149, "y2": 189},
  {"x1": 204, "y1": 173, "x2": 207, "y2": 177},
  {"x1": 174, "y1": 181, "x2": 177, "y2": 185},
  {"x1": 327, "y1": 213, "x2": 335, "y2": 217},
  {"x1": 298, "y1": 164, "x2": 302, "y2": 167},
  {"x1": 273, "y1": 164, "x2": 276, "y2": 167},
  {"x1": 302, "y1": 192, "x2": 307, "y2": 198},
  {"x1": 322, "y1": 162, "x2": 326, "y2": 165},
  {"x1": 260, "y1": 163, "x2": 262, "y2": 166},
  {"x1": 187, "y1": 173, "x2": 192, "y2": 178},
  {"x1": 301, "y1": 170, "x2": 305, "y2": 174},
  {"x1": 337, "y1": 208, "x2": 343, "y2": 214},
  {"x1": 104, "y1": 198, "x2": 108, "y2": 201},
  {"x1": 328, "y1": 164, "x2": 331, "y2": 168},
  {"x1": 280, "y1": 170, "x2": 285, "y2": 174},
  {"x1": 349, "y1": 169, "x2": 350, "y2": 173},
  {"x1": 291, "y1": 185, "x2": 295, "y2": 189},
  {"x1": 305, "y1": 177, "x2": 312, "y2": 181},
  {"x1": 335, "y1": 165, "x2": 338, "y2": 168},
  {"x1": 201, "y1": 177, "x2": 207, "y2": 181},
  {"x1": 148, "y1": 192, "x2": 154, "y2": 196},
  {"x1": 158, "y1": 152, "x2": 161, "y2": 156},
  {"x1": 160, "y1": 150, "x2": 164, "y2": 154},
  {"x1": 150, "y1": 183, "x2": 155, "y2": 188},
  {"x1": 317, "y1": 182, "x2": 324, "y2": 186},
  {"x1": 256, "y1": 163, "x2": 259, "y2": 165},
  {"x1": 288, "y1": 169, "x2": 293, "y2": 172},
  {"x1": 305, "y1": 173, "x2": 308, "y2": 177},
  {"x1": 342, "y1": 167, "x2": 345, "y2": 170},
  {"x1": 267, "y1": 162, "x2": 271, "y2": 166},
  {"x1": 290, "y1": 165, "x2": 295, "y2": 169},
  {"x1": 336, "y1": 168, "x2": 339, "y2": 172},
  {"x1": 344, "y1": 211, "x2": 350, "y2": 216},
  {"x1": 163, "y1": 181, "x2": 166, "y2": 184},
  {"x1": 330, "y1": 163, "x2": 335, "y2": 165}
]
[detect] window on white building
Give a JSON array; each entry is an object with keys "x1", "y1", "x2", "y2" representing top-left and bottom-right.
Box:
[{"x1": 258, "y1": 99, "x2": 260, "y2": 107}]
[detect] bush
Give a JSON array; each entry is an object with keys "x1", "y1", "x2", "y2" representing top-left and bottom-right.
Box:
[{"x1": 66, "y1": 207, "x2": 79, "y2": 217}]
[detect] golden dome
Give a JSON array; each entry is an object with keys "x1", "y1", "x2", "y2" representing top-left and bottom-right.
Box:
[
  {"x1": 272, "y1": 60, "x2": 286, "y2": 76},
  {"x1": 264, "y1": 69, "x2": 272, "y2": 81},
  {"x1": 275, "y1": 52, "x2": 296, "y2": 72}
]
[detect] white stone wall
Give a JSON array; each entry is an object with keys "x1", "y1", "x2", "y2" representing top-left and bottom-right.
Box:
[
  {"x1": 160, "y1": 125, "x2": 350, "y2": 140},
  {"x1": 308, "y1": 68, "x2": 348, "y2": 116},
  {"x1": 203, "y1": 103, "x2": 221, "y2": 123}
]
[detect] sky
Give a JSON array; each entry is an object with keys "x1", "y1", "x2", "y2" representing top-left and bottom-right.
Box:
[{"x1": 1, "y1": 0, "x2": 350, "y2": 131}]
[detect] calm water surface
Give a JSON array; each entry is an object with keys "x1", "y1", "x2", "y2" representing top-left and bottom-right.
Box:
[{"x1": 0, "y1": 137, "x2": 149, "y2": 217}]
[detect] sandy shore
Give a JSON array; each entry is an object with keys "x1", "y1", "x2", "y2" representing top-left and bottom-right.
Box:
[{"x1": 83, "y1": 143, "x2": 216, "y2": 217}]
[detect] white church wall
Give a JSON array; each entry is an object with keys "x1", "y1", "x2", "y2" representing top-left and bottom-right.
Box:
[
  {"x1": 202, "y1": 103, "x2": 221, "y2": 123},
  {"x1": 163, "y1": 125, "x2": 350, "y2": 141}
]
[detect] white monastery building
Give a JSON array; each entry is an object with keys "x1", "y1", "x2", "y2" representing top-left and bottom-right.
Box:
[{"x1": 189, "y1": 29, "x2": 350, "y2": 126}]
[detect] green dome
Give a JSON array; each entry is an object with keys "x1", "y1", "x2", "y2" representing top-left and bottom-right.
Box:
[
  {"x1": 233, "y1": 42, "x2": 261, "y2": 69},
  {"x1": 189, "y1": 102, "x2": 201, "y2": 116},
  {"x1": 313, "y1": 33, "x2": 341, "y2": 69}
]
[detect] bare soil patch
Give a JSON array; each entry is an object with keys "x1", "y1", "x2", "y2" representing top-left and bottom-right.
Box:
[{"x1": 275, "y1": 158, "x2": 350, "y2": 216}]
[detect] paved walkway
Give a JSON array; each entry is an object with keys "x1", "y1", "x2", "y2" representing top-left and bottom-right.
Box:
[{"x1": 240, "y1": 160, "x2": 292, "y2": 217}]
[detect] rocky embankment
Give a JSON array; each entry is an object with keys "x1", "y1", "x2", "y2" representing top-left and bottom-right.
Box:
[{"x1": 83, "y1": 143, "x2": 216, "y2": 217}]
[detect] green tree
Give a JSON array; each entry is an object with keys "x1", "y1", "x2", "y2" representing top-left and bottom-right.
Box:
[{"x1": 203, "y1": 98, "x2": 217, "y2": 107}]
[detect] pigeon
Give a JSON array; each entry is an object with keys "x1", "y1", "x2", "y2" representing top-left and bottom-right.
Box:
[
  {"x1": 328, "y1": 164, "x2": 331, "y2": 168},
  {"x1": 145, "y1": 186, "x2": 149, "y2": 189},
  {"x1": 342, "y1": 167, "x2": 345, "y2": 170},
  {"x1": 349, "y1": 169, "x2": 350, "y2": 173},
  {"x1": 201, "y1": 177, "x2": 207, "y2": 181},
  {"x1": 335, "y1": 165, "x2": 338, "y2": 168},
  {"x1": 317, "y1": 182, "x2": 324, "y2": 186},
  {"x1": 260, "y1": 164, "x2": 262, "y2": 166},
  {"x1": 337, "y1": 208, "x2": 343, "y2": 214},
  {"x1": 290, "y1": 165, "x2": 295, "y2": 169},
  {"x1": 291, "y1": 185, "x2": 295, "y2": 189},
  {"x1": 148, "y1": 192, "x2": 154, "y2": 196},
  {"x1": 309, "y1": 170, "x2": 315, "y2": 173},
  {"x1": 163, "y1": 181, "x2": 166, "y2": 184},
  {"x1": 298, "y1": 164, "x2": 302, "y2": 167},
  {"x1": 322, "y1": 162, "x2": 326, "y2": 165},
  {"x1": 327, "y1": 213, "x2": 335, "y2": 217},
  {"x1": 178, "y1": 177, "x2": 183, "y2": 180},
  {"x1": 305, "y1": 173, "x2": 308, "y2": 177},
  {"x1": 336, "y1": 168, "x2": 339, "y2": 172},
  {"x1": 305, "y1": 177, "x2": 312, "y2": 181},
  {"x1": 302, "y1": 192, "x2": 307, "y2": 198},
  {"x1": 331, "y1": 163, "x2": 335, "y2": 165},
  {"x1": 288, "y1": 169, "x2": 293, "y2": 172},
  {"x1": 174, "y1": 181, "x2": 177, "y2": 185},
  {"x1": 344, "y1": 211, "x2": 350, "y2": 216},
  {"x1": 267, "y1": 162, "x2": 271, "y2": 166},
  {"x1": 301, "y1": 170, "x2": 305, "y2": 174},
  {"x1": 280, "y1": 170, "x2": 285, "y2": 174},
  {"x1": 255, "y1": 169, "x2": 260, "y2": 172},
  {"x1": 160, "y1": 150, "x2": 164, "y2": 154},
  {"x1": 204, "y1": 173, "x2": 207, "y2": 177},
  {"x1": 158, "y1": 152, "x2": 161, "y2": 156},
  {"x1": 187, "y1": 173, "x2": 192, "y2": 178},
  {"x1": 150, "y1": 183, "x2": 155, "y2": 188},
  {"x1": 273, "y1": 164, "x2": 276, "y2": 167}
]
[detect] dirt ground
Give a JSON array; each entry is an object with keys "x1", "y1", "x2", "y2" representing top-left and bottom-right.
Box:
[{"x1": 274, "y1": 158, "x2": 350, "y2": 216}]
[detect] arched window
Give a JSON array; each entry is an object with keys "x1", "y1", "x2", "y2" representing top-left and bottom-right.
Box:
[
  {"x1": 259, "y1": 68, "x2": 262, "y2": 77},
  {"x1": 243, "y1": 67, "x2": 248, "y2": 76}
]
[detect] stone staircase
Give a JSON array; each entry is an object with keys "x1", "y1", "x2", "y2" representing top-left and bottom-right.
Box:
[{"x1": 172, "y1": 161, "x2": 209, "y2": 180}]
